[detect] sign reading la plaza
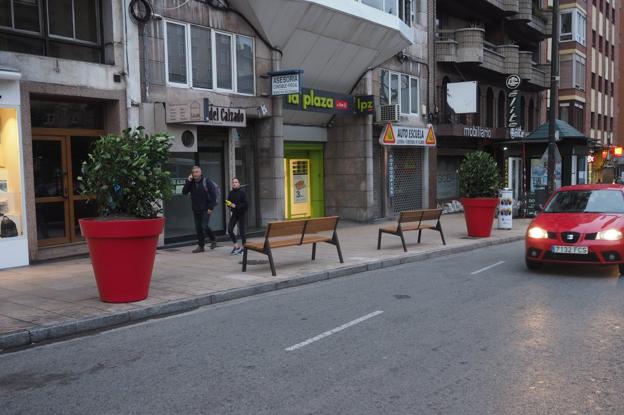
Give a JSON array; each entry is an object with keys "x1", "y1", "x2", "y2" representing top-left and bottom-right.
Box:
[{"x1": 379, "y1": 123, "x2": 437, "y2": 147}]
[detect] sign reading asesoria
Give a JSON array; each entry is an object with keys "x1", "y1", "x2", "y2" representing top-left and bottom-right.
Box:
[{"x1": 379, "y1": 123, "x2": 437, "y2": 147}]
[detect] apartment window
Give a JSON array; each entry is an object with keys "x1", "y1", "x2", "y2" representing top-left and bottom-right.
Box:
[
  {"x1": 605, "y1": 41, "x2": 609, "y2": 57},
  {"x1": 598, "y1": 114, "x2": 602, "y2": 130},
  {"x1": 611, "y1": 82, "x2": 615, "y2": 97},
  {"x1": 605, "y1": 5, "x2": 609, "y2": 19},
  {"x1": 0, "y1": 0, "x2": 102, "y2": 63},
  {"x1": 592, "y1": 30, "x2": 596, "y2": 47},
  {"x1": 604, "y1": 115, "x2": 608, "y2": 130},
  {"x1": 165, "y1": 21, "x2": 255, "y2": 94},
  {"x1": 591, "y1": 73, "x2": 596, "y2": 89},
  {"x1": 166, "y1": 22, "x2": 187, "y2": 84},
  {"x1": 612, "y1": 45, "x2": 615, "y2": 60},
  {"x1": 599, "y1": 35, "x2": 603, "y2": 52},
  {"x1": 591, "y1": 112, "x2": 596, "y2": 129},
  {"x1": 362, "y1": 0, "x2": 412, "y2": 26},
  {"x1": 598, "y1": 76, "x2": 603, "y2": 92},
  {"x1": 236, "y1": 36, "x2": 254, "y2": 95},
  {"x1": 560, "y1": 9, "x2": 586, "y2": 45},
  {"x1": 191, "y1": 26, "x2": 212, "y2": 89},
  {"x1": 573, "y1": 55, "x2": 586, "y2": 90},
  {"x1": 380, "y1": 70, "x2": 419, "y2": 114},
  {"x1": 610, "y1": 117, "x2": 614, "y2": 131}
]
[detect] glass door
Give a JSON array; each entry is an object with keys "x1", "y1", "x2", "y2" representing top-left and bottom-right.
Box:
[
  {"x1": 199, "y1": 147, "x2": 225, "y2": 233},
  {"x1": 33, "y1": 137, "x2": 70, "y2": 246},
  {"x1": 33, "y1": 132, "x2": 100, "y2": 246}
]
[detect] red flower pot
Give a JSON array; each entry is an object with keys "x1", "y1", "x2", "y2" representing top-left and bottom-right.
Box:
[
  {"x1": 461, "y1": 198, "x2": 499, "y2": 238},
  {"x1": 79, "y1": 217, "x2": 164, "y2": 303}
]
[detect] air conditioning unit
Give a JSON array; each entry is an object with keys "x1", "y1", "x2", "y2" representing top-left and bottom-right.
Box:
[
  {"x1": 168, "y1": 125, "x2": 197, "y2": 152},
  {"x1": 376, "y1": 104, "x2": 400, "y2": 124}
]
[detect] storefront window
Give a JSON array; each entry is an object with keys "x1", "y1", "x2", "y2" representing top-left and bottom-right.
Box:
[
  {"x1": 0, "y1": 108, "x2": 24, "y2": 238},
  {"x1": 164, "y1": 152, "x2": 197, "y2": 241}
]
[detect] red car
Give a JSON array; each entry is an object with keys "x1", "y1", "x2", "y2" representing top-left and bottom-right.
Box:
[{"x1": 525, "y1": 184, "x2": 624, "y2": 273}]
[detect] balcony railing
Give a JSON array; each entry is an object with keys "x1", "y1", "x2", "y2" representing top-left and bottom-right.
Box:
[{"x1": 436, "y1": 27, "x2": 549, "y2": 89}]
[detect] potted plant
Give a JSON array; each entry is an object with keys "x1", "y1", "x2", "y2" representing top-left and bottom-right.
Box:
[
  {"x1": 78, "y1": 127, "x2": 172, "y2": 303},
  {"x1": 458, "y1": 151, "x2": 501, "y2": 237}
]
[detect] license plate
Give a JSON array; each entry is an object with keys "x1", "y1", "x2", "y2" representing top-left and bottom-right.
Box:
[{"x1": 551, "y1": 245, "x2": 589, "y2": 254}]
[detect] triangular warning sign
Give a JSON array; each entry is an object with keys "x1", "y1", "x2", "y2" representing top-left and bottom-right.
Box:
[
  {"x1": 425, "y1": 125, "x2": 436, "y2": 145},
  {"x1": 382, "y1": 123, "x2": 396, "y2": 144}
]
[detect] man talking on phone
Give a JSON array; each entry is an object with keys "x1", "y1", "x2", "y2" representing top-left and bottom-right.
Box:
[{"x1": 182, "y1": 166, "x2": 218, "y2": 253}]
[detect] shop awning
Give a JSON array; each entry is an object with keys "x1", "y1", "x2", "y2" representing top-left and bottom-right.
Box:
[
  {"x1": 500, "y1": 120, "x2": 587, "y2": 144},
  {"x1": 227, "y1": 0, "x2": 412, "y2": 94}
]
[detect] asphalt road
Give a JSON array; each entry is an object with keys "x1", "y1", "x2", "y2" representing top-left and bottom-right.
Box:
[{"x1": 2, "y1": 241, "x2": 624, "y2": 415}]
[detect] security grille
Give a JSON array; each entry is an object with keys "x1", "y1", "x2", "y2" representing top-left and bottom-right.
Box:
[
  {"x1": 292, "y1": 160, "x2": 308, "y2": 175},
  {"x1": 389, "y1": 148, "x2": 424, "y2": 214}
]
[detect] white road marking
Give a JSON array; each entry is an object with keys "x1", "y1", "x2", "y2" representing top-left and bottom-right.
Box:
[
  {"x1": 470, "y1": 261, "x2": 506, "y2": 275},
  {"x1": 285, "y1": 310, "x2": 384, "y2": 352}
]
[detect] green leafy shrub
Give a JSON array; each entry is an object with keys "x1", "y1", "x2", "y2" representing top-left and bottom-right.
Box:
[
  {"x1": 79, "y1": 127, "x2": 172, "y2": 218},
  {"x1": 458, "y1": 151, "x2": 501, "y2": 198}
]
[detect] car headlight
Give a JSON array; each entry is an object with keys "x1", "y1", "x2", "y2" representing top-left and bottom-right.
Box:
[
  {"x1": 528, "y1": 227, "x2": 549, "y2": 239},
  {"x1": 596, "y1": 229, "x2": 623, "y2": 241}
]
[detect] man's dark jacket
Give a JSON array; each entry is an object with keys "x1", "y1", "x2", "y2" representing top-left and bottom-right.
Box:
[{"x1": 182, "y1": 176, "x2": 217, "y2": 212}]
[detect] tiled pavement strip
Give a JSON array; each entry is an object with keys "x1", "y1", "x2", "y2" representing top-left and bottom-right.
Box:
[{"x1": 0, "y1": 214, "x2": 530, "y2": 349}]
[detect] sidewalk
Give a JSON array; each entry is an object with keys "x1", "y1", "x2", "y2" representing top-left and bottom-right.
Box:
[{"x1": 0, "y1": 214, "x2": 530, "y2": 349}]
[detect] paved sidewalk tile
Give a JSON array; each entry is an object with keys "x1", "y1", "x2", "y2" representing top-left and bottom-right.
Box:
[{"x1": 0, "y1": 214, "x2": 530, "y2": 341}]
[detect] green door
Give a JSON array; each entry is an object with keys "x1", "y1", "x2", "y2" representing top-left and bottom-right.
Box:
[{"x1": 284, "y1": 142, "x2": 325, "y2": 219}]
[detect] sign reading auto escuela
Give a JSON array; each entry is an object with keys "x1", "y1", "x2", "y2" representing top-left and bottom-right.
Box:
[{"x1": 379, "y1": 123, "x2": 437, "y2": 147}]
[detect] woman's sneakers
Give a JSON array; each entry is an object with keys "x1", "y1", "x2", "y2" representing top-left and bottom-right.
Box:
[
  {"x1": 230, "y1": 247, "x2": 238, "y2": 255},
  {"x1": 230, "y1": 247, "x2": 244, "y2": 255}
]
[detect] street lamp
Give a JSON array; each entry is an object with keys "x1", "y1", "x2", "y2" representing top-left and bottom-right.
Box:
[{"x1": 547, "y1": 0, "x2": 560, "y2": 195}]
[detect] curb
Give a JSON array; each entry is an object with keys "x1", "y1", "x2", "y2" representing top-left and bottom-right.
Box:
[{"x1": 0, "y1": 235, "x2": 524, "y2": 351}]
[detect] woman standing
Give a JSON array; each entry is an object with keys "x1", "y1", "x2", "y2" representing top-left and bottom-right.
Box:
[{"x1": 226, "y1": 177, "x2": 248, "y2": 255}]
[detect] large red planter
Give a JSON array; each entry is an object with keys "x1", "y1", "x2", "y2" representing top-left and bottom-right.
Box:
[
  {"x1": 79, "y1": 217, "x2": 164, "y2": 303},
  {"x1": 461, "y1": 198, "x2": 499, "y2": 238}
]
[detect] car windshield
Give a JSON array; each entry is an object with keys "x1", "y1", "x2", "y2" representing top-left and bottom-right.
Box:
[{"x1": 544, "y1": 190, "x2": 624, "y2": 213}]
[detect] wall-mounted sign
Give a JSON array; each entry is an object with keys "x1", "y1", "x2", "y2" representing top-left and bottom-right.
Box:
[
  {"x1": 507, "y1": 89, "x2": 520, "y2": 129},
  {"x1": 510, "y1": 127, "x2": 525, "y2": 139},
  {"x1": 506, "y1": 75, "x2": 521, "y2": 90},
  {"x1": 356, "y1": 95, "x2": 375, "y2": 114},
  {"x1": 203, "y1": 105, "x2": 246, "y2": 127},
  {"x1": 379, "y1": 123, "x2": 437, "y2": 147},
  {"x1": 284, "y1": 88, "x2": 375, "y2": 115},
  {"x1": 271, "y1": 73, "x2": 302, "y2": 96},
  {"x1": 463, "y1": 126, "x2": 492, "y2": 139},
  {"x1": 165, "y1": 100, "x2": 247, "y2": 127}
]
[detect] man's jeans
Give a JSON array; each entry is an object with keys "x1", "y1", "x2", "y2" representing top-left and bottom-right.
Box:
[{"x1": 193, "y1": 211, "x2": 216, "y2": 248}]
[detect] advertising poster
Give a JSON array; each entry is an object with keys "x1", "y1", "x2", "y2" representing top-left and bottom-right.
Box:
[
  {"x1": 293, "y1": 174, "x2": 308, "y2": 203},
  {"x1": 498, "y1": 189, "x2": 513, "y2": 229}
]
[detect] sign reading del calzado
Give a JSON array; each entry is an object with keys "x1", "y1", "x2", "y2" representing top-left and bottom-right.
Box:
[
  {"x1": 166, "y1": 99, "x2": 246, "y2": 127},
  {"x1": 379, "y1": 123, "x2": 437, "y2": 147}
]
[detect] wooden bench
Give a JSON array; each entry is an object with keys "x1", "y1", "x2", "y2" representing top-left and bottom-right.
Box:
[
  {"x1": 377, "y1": 209, "x2": 445, "y2": 252},
  {"x1": 243, "y1": 216, "x2": 344, "y2": 276}
]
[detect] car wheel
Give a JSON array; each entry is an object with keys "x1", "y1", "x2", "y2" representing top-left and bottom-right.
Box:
[
  {"x1": 619, "y1": 264, "x2": 624, "y2": 276},
  {"x1": 525, "y1": 257, "x2": 542, "y2": 271}
]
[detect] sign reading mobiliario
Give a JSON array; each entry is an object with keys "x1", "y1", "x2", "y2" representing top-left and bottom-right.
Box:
[
  {"x1": 379, "y1": 123, "x2": 437, "y2": 147},
  {"x1": 165, "y1": 99, "x2": 246, "y2": 127}
]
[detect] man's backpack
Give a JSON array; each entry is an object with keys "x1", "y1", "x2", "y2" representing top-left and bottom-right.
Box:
[
  {"x1": 0, "y1": 214, "x2": 18, "y2": 238},
  {"x1": 202, "y1": 178, "x2": 221, "y2": 203}
]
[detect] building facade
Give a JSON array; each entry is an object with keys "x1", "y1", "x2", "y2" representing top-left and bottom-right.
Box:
[
  {"x1": 0, "y1": 0, "x2": 435, "y2": 268},
  {"x1": 0, "y1": 0, "x2": 135, "y2": 267},
  {"x1": 433, "y1": 0, "x2": 552, "y2": 207}
]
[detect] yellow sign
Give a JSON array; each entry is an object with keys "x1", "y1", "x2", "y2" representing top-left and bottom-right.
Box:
[
  {"x1": 379, "y1": 123, "x2": 437, "y2": 147},
  {"x1": 382, "y1": 122, "x2": 396, "y2": 144},
  {"x1": 425, "y1": 125, "x2": 436, "y2": 145}
]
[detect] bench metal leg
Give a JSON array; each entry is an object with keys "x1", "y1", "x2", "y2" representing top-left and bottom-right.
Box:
[
  {"x1": 266, "y1": 248, "x2": 277, "y2": 276},
  {"x1": 377, "y1": 229, "x2": 382, "y2": 250},
  {"x1": 399, "y1": 231, "x2": 407, "y2": 252},
  {"x1": 333, "y1": 234, "x2": 344, "y2": 263},
  {"x1": 418, "y1": 229, "x2": 422, "y2": 244},
  {"x1": 242, "y1": 248, "x2": 248, "y2": 272},
  {"x1": 312, "y1": 243, "x2": 317, "y2": 260},
  {"x1": 438, "y1": 222, "x2": 446, "y2": 245}
]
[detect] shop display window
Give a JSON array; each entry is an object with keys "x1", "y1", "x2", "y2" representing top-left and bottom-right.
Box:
[{"x1": 0, "y1": 108, "x2": 24, "y2": 238}]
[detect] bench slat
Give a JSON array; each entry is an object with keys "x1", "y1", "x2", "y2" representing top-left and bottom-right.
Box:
[
  {"x1": 304, "y1": 216, "x2": 338, "y2": 234},
  {"x1": 267, "y1": 220, "x2": 307, "y2": 237},
  {"x1": 399, "y1": 210, "x2": 423, "y2": 223},
  {"x1": 420, "y1": 209, "x2": 443, "y2": 221}
]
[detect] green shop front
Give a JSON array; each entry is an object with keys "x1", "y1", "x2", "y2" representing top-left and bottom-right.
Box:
[{"x1": 283, "y1": 88, "x2": 374, "y2": 220}]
